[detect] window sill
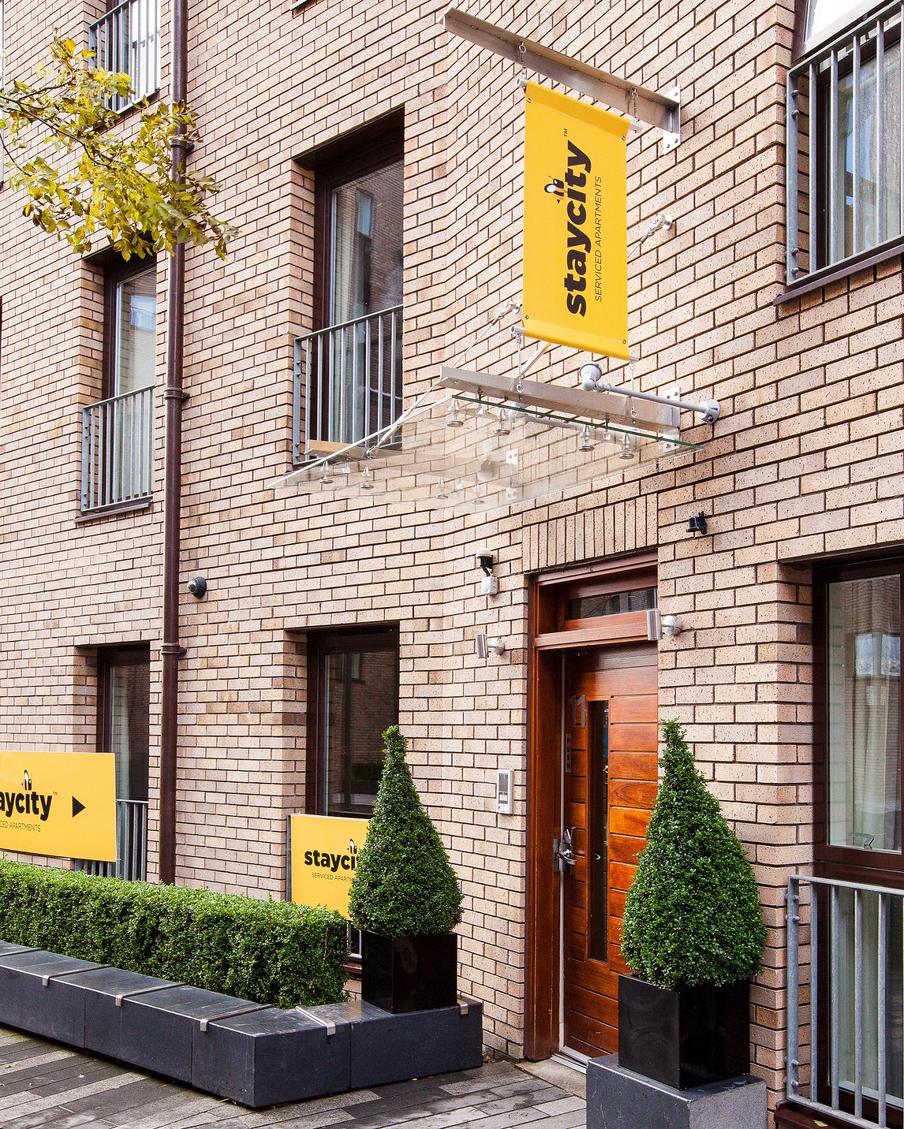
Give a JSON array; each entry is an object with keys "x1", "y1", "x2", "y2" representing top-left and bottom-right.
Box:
[
  {"x1": 775, "y1": 240, "x2": 904, "y2": 304},
  {"x1": 76, "y1": 497, "x2": 153, "y2": 524}
]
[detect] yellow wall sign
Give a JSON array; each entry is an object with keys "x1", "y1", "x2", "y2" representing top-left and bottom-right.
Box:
[
  {"x1": 522, "y1": 81, "x2": 629, "y2": 360},
  {"x1": 289, "y1": 814, "x2": 369, "y2": 917},
  {"x1": 0, "y1": 751, "x2": 116, "y2": 862}
]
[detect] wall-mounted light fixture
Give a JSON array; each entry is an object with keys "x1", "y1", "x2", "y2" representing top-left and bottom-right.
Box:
[
  {"x1": 661, "y1": 614, "x2": 682, "y2": 637},
  {"x1": 476, "y1": 633, "x2": 506, "y2": 659},
  {"x1": 475, "y1": 547, "x2": 498, "y2": 596},
  {"x1": 686, "y1": 512, "x2": 708, "y2": 535}
]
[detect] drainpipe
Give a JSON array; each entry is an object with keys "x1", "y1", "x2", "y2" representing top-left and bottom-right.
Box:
[{"x1": 159, "y1": 0, "x2": 189, "y2": 885}]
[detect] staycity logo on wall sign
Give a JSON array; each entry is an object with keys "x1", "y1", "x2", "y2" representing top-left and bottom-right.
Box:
[
  {"x1": 289, "y1": 814, "x2": 370, "y2": 918},
  {"x1": 0, "y1": 751, "x2": 116, "y2": 861},
  {"x1": 522, "y1": 81, "x2": 629, "y2": 361}
]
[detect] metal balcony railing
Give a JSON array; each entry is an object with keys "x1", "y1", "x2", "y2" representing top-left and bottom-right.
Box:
[
  {"x1": 787, "y1": 874, "x2": 904, "y2": 1128},
  {"x1": 74, "y1": 799, "x2": 148, "y2": 882},
  {"x1": 293, "y1": 306, "x2": 403, "y2": 463},
  {"x1": 81, "y1": 386, "x2": 153, "y2": 513},
  {"x1": 89, "y1": 0, "x2": 160, "y2": 113},
  {"x1": 786, "y1": 0, "x2": 904, "y2": 284}
]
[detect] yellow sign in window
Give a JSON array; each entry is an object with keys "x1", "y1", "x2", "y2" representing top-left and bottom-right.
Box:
[
  {"x1": 522, "y1": 81, "x2": 629, "y2": 360},
  {"x1": 0, "y1": 751, "x2": 116, "y2": 862},
  {"x1": 289, "y1": 814, "x2": 369, "y2": 917}
]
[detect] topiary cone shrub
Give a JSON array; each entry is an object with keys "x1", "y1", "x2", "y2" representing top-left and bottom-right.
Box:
[
  {"x1": 349, "y1": 726, "x2": 463, "y2": 1013},
  {"x1": 349, "y1": 725, "x2": 462, "y2": 937},
  {"x1": 621, "y1": 719, "x2": 765, "y2": 990}
]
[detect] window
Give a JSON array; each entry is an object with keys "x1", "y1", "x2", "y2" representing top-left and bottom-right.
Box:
[
  {"x1": 295, "y1": 116, "x2": 404, "y2": 461},
  {"x1": 81, "y1": 258, "x2": 156, "y2": 513},
  {"x1": 786, "y1": 0, "x2": 904, "y2": 283},
  {"x1": 75, "y1": 646, "x2": 149, "y2": 880},
  {"x1": 307, "y1": 628, "x2": 400, "y2": 817}
]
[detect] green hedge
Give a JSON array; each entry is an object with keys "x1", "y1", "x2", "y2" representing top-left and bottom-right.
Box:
[{"x1": 0, "y1": 860, "x2": 348, "y2": 1009}]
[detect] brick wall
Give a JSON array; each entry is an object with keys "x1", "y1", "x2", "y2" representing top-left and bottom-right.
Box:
[{"x1": 0, "y1": 0, "x2": 901, "y2": 1109}]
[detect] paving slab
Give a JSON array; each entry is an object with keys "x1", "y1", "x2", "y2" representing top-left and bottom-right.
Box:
[{"x1": 0, "y1": 1024, "x2": 588, "y2": 1128}]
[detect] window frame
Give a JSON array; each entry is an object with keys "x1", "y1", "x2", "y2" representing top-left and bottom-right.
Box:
[
  {"x1": 305, "y1": 626, "x2": 400, "y2": 816},
  {"x1": 813, "y1": 555, "x2": 904, "y2": 886},
  {"x1": 797, "y1": 0, "x2": 885, "y2": 54}
]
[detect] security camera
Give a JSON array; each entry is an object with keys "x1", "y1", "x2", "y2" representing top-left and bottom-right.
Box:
[
  {"x1": 187, "y1": 576, "x2": 207, "y2": 599},
  {"x1": 661, "y1": 614, "x2": 682, "y2": 637}
]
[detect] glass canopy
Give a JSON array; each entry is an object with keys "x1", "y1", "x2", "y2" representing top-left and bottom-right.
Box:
[{"x1": 277, "y1": 375, "x2": 702, "y2": 514}]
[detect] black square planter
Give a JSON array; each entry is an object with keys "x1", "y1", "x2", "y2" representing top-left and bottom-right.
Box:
[
  {"x1": 56, "y1": 967, "x2": 180, "y2": 1060},
  {"x1": 191, "y1": 1006, "x2": 350, "y2": 1106},
  {"x1": 120, "y1": 984, "x2": 251, "y2": 1083},
  {"x1": 361, "y1": 932, "x2": 457, "y2": 1014},
  {"x1": 618, "y1": 974, "x2": 749, "y2": 1090},
  {"x1": 0, "y1": 949, "x2": 104, "y2": 1047}
]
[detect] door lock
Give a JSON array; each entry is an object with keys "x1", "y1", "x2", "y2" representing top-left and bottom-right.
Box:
[{"x1": 554, "y1": 826, "x2": 577, "y2": 872}]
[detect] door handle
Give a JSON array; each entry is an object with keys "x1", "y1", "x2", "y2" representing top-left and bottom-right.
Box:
[{"x1": 554, "y1": 826, "x2": 578, "y2": 872}]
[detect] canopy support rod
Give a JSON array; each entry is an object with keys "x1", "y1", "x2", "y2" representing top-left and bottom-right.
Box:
[{"x1": 443, "y1": 8, "x2": 680, "y2": 151}]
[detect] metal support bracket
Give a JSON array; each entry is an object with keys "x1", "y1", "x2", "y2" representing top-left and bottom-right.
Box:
[
  {"x1": 295, "y1": 1006, "x2": 337, "y2": 1037},
  {"x1": 444, "y1": 9, "x2": 681, "y2": 152},
  {"x1": 116, "y1": 982, "x2": 187, "y2": 1007},
  {"x1": 42, "y1": 964, "x2": 112, "y2": 987},
  {"x1": 198, "y1": 1003, "x2": 270, "y2": 1033},
  {"x1": 458, "y1": 999, "x2": 470, "y2": 1017}
]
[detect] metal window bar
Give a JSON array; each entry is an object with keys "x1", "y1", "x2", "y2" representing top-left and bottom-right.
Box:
[
  {"x1": 74, "y1": 799, "x2": 148, "y2": 882},
  {"x1": 80, "y1": 386, "x2": 153, "y2": 513},
  {"x1": 292, "y1": 306, "x2": 403, "y2": 464},
  {"x1": 88, "y1": 0, "x2": 160, "y2": 114},
  {"x1": 786, "y1": 0, "x2": 904, "y2": 283},
  {"x1": 787, "y1": 874, "x2": 904, "y2": 1128}
]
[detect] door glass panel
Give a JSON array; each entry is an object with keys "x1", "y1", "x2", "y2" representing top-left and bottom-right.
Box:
[
  {"x1": 567, "y1": 587, "x2": 657, "y2": 621},
  {"x1": 588, "y1": 701, "x2": 609, "y2": 961},
  {"x1": 114, "y1": 266, "x2": 156, "y2": 395},
  {"x1": 827, "y1": 574, "x2": 901, "y2": 852},
  {"x1": 329, "y1": 161, "x2": 403, "y2": 325},
  {"x1": 107, "y1": 656, "x2": 149, "y2": 802},
  {"x1": 327, "y1": 160, "x2": 403, "y2": 445},
  {"x1": 322, "y1": 648, "x2": 398, "y2": 816}
]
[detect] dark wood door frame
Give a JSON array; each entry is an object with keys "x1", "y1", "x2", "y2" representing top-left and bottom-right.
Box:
[{"x1": 525, "y1": 552, "x2": 657, "y2": 1060}]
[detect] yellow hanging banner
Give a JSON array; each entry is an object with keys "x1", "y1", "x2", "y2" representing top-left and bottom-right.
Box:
[
  {"x1": 522, "y1": 82, "x2": 629, "y2": 360},
  {"x1": 0, "y1": 751, "x2": 116, "y2": 862},
  {"x1": 289, "y1": 814, "x2": 369, "y2": 917}
]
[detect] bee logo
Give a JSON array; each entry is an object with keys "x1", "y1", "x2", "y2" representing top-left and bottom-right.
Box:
[
  {"x1": 544, "y1": 178, "x2": 565, "y2": 198},
  {"x1": 348, "y1": 839, "x2": 357, "y2": 855},
  {"x1": 22, "y1": 770, "x2": 32, "y2": 792}
]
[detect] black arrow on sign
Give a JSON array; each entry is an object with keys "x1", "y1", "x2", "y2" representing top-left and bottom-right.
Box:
[{"x1": 72, "y1": 797, "x2": 86, "y2": 818}]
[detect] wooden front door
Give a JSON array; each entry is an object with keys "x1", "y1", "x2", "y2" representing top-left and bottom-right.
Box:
[{"x1": 561, "y1": 642, "x2": 658, "y2": 1057}]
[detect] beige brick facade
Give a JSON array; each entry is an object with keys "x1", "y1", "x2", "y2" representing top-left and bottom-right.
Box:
[{"x1": 1, "y1": 0, "x2": 903, "y2": 1117}]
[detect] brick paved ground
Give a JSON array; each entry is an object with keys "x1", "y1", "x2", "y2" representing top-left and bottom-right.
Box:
[{"x1": 0, "y1": 1027, "x2": 586, "y2": 1128}]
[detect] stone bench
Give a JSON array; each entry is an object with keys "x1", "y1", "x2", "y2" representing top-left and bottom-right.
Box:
[{"x1": 0, "y1": 941, "x2": 483, "y2": 1107}]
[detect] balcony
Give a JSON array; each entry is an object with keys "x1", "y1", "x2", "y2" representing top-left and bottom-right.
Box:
[
  {"x1": 787, "y1": 874, "x2": 904, "y2": 1128},
  {"x1": 89, "y1": 0, "x2": 160, "y2": 114},
  {"x1": 293, "y1": 305, "x2": 403, "y2": 463},
  {"x1": 74, "y1": 799, "x2": 148, "y2": 882},
  {"x1": 81, "y1": 386, "x2": 153, "y2": 513}
]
